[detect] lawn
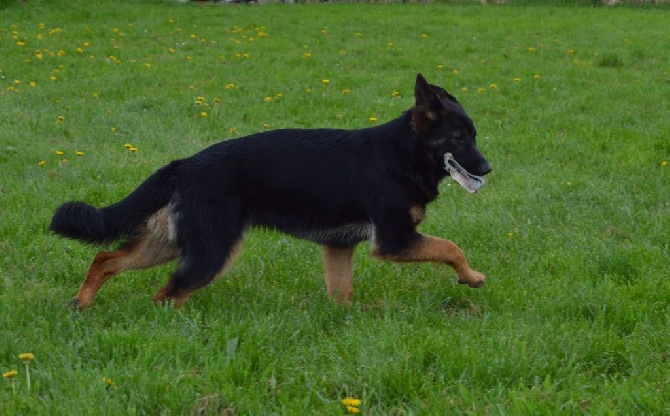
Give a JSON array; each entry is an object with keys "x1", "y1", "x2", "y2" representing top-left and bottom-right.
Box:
[{"x1": 0, "y1": 0, "x2": 668, "y2": 414}]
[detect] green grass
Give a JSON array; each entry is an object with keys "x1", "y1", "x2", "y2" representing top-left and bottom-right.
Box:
[{"x1": 1, "y1": 0, "x2": 669, "y2": 414}]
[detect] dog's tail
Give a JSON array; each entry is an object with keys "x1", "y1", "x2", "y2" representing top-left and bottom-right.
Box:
[{"x1": 49, "y1": 161, "x2": 180, "y2": 244}]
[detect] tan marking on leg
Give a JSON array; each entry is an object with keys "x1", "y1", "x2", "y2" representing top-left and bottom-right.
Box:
[
  {"x1": 323, "y1": 245, "x2": 356, "y2": 304},
  {"x1": 371, "y1": 234, "x2": 486, "y2": 288},
  {"x1": 409, "y1": 205, "x2": 426, "y2": 225},
  {"x1": 73, "y1": 209, "x2": 179, "y2": 309},
  {"x1": 153, "y1": 240, "x2": 244, "y2": 309}
]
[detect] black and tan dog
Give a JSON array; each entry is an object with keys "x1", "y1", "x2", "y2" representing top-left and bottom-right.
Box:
[{"x1": 50, "y1": 74, "x2": 492, "y2": 309}]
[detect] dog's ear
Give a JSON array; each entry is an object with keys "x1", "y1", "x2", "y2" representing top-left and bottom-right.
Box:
[{"x1": 413, "y1": 73, "x2": 442, "y2": 131}]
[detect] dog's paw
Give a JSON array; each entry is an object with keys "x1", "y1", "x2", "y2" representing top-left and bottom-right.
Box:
[{"x1": 457, "y1": 270, "x2": 486, "y2": 288}]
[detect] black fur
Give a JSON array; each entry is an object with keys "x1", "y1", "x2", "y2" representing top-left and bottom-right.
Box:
[{"x1": 50, "y1": 73, "x2": 491, "y2": 297}]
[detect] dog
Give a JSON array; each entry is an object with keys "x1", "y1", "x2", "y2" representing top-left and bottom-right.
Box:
[{"x1": 49, "y1": 73, "x2": 492, "y2": 309}]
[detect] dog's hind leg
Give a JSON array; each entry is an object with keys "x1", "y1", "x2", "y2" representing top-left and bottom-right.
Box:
[
  {"x1": 322, "y1": 245, "x2": 357, "y2": 304},
  {"x1": 372, "y1": 233, "x2": 486, "y2": 288},
  {"x1": 152, "y1": 201, "x2": 245, "y2": 308},
  {"x1": 71, "y1": 210, "x2": 179, "y2": 309}
]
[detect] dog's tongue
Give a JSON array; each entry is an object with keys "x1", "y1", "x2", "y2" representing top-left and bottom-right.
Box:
[{"x1": 443, "y1": 153, "x2": 485, "y2": 193}]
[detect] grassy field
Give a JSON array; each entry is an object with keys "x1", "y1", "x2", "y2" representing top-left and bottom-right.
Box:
[{"x1": 1, "y1": 0, "x2": 669, "y2": 414}]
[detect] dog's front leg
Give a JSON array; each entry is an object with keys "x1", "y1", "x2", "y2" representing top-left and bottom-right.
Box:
[
  {"x1": 322, "y1": 245, "x2": 357, "y2": 304},
  {"x1": 372, "y1": 234, "x2": 486, "y2": 288}
]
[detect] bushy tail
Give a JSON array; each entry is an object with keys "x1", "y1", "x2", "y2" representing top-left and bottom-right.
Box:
[{"x1": 49, "y1": 161, "x2": 180, "y2": 244}]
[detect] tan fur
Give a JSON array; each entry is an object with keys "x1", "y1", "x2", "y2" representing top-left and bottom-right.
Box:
[
  {"x1": 322, "y1": 245, "x2": 357, "y2": 304},
  {"x1": 73, "y1": 208, "x2": 179, "y2": 309},
  {"x1": 371, "y1": 233, "x2": 486, "y2": 288}
]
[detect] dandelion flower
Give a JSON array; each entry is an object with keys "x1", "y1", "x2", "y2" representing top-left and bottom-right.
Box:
[
  {"x1": 264, "y1": 97, "x2": 273, "y2": 102},
  {"x1": 534, "y1": 74, "x2": 541, "y2": 80},
  {"x1": 55, "y1": 150, "x2": 64, "y2": 156},
  {"x1": 342, "y1": 398, "x2": 362, "y2": 407},
  {"x1": 18, "y1": 353, "x2": 34, "y2": 361},
  {"x1": 3, "y1": 370, "x2": 18, "y2": 379},
  {"x1": 124, "y1": 143, "x2": 133, "y2": 149},
  {"x1": 391, "y1": 91, "x2": 401, "y2": 97},
  {"x1": 489, "y1": 84, "x2": 498, "y2": 89},
  {"x1": 661, "y1": 160, "x2": 667, "y2": 167},
  {"x1": 346, "y1": 406, "x2": 361, "y2": 414},
  {"x1": 200, "y1": 111, "x2": 208, "y2": 118},
  {"x1": 56, "y1": 116, "x2": 65, "y2": 124},
  {"x1": 528, "y1": 47, "x2": 536, "y2": 52},
  {"x1": 341, "y1": 89, "x2": 350, "y2": 94},
  {"x1": 263, "y1": 123, "x2": 270, "y2": 129},
  {"x1": 17, "y1": 40, "x2": 26, "y2": 46},
  {"x1": 461, "y1": 86, "x2": 468, "y2": 92},
  {"x1": 369, "y1": 117, "x2": 377, "y2": 122},
  {"x1": 514, "y1": 77, "x2": 521, "y2": 83},
  {"x1": 128, "y1": 146, "x2": 138, "y2": 152},
  {"x1": 322, "y1": 79, "x2": 330, "y2": 86},
  {"x1": 303, "y1": 52, "x2": 312, "y2": 58},
  {"x1": 76, "y1": 151, "x2": 84, "y2": 156},
  {"x1": 421, "y1": 33, "x2": 428, "y2": 38},
  {"x1": 29, "y1": 81, "x2": 37, "y2": 87},
  {"x1": 477, "y1": 87, "x2": 486, "y2": 94},
  {"x1": 102, "y1": 377, "x2": 115, "y2": 387},
  {"x1": 214, "y1": 98, "x2": 222, "y2": 103},
  {"x1": 453, "y1": 69, "x2": 459, "y2": 76},
  {"x1": 38, "y1": 160, "x2": 46, "y2": 167},
  {"x1": 225, "y1": 83, "x2": 235, "y2": 90}
]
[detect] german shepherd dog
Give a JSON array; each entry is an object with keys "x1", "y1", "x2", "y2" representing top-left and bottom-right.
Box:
[{"x1": 50, "y1": 74, "x2": 492, "y2": 309}]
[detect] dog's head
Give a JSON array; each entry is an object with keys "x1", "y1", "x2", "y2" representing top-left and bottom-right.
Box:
[{"x1": 412, "y1": 73, "x2": 491, "y2": 177}]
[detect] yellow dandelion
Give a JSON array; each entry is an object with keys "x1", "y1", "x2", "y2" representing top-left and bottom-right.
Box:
[
  {"x1": 123, "y1": 143, "x2": 133, "y2": 149},
  {"x1": 128, "y1": 146, "x2": 138, "y2": 152},
  {"x1": 50, "y1": 76, "x2": 57, "y2": 81},
  {"x1": 56, "y1": 115, "x2": 65, "y2": 124},
  {"x1": 225, "y1": 83, "x2": 236, "y2": 90},
  {"x1": 264, "y1": 96, "x2": 273, "y2": 102},
  {"x1": 55, "y1": 150, "x2": 64, "y2": 156},
  {"x1": 342, "y1": 398, "x2": 362, "y2": 407},
  {"x1": 477, "y1": 87, "x2": 486, "y2": 94},
  {"x1": 461, "y1": 86, "x2": 468, "y2": 92},
  {"x1": 507, "y1": 232, "x2": 514, "y2": 238},
  {"x1": 341, "y1": 89, "x2": 350, "y2": 94},
  {"x1": 57, "y1": 50, "x2": 66, "y2": 57},
  {"x1": 17, "y1": 40, "x2": 26, "y2": 46},
  {"x1": 322, "y1": 79, "x2": 330, "y2": 86},
  {"x1": 242, "y1": 53, "x2": 249, "y2": 58},
  {"x1": 18, "y1": 353, "x2": 34, "y2": 361},
  {"x1": 214, "y1": 98, "x2": 221, "y2": 103},
  {"x1": 421, "y1": 33, "x2": 428, "y2": 38},
  {"x1": 437, "y1": 64, "x2": 444, "y2": 70},
  {"x1": 369, "y1": 116, "x2": 377, "y2": 122},
  {"x1": 76, "y1": 151, "x2": 84, "y2": 156},
  {"x1": 102, "y1": 377, "x2": 115, "y2": 387},
  {"x1": 39, "y1": 22, "x2": 45, "y2": 29},
  {"x1": 567, "y1": 49, "x2": 575, "y2": 54},
  {"x1": 305, "y1": 87, "x2": 312, "y2": 94},
  {"x1": 566, "y1": 181, "x2": 573, "y2": 186},
  {"x1": 303, "y1": 52, "x2": 312, "y2": 58},
  {"x1": 229, "y1": 126, "x2": 237, "y2": 135},
  {"x1": 144, "y1": 63, "x2": 151, "y2": 68},
  {"x1": 263, "y1": 123, "x2": 270, "y2": 129},
  {"x1": 534, "y1": 74, "x2": 541, "y2": 80},
  {"x1": 514, "y1": 77, "x2": 522, "y2": 83},
  {"x1": 528, "y1": 47, "x2": 536, "y2": 52},
  {"x1": 168, "y1": 48, "x2": 175, "y2": 54},
  {"x1": 387, "y1": 42, "x2": 393, "y2": 47},
  {"x1": 76, "y1": 47, "x2": 83, "y2": 54},
  {"x1": 38, "y1": 160, "x2": 46, "y2": 167},
  {"x1": 35, "y1": 51, "x2": 43, "y2": 59},
  {"x1": 453, "y1": 69, "x2": 460, "y2": 76},
  {"x1": 29, "y1": 81, "x2": 36, "y2": 87},
  {"x1": 391, "y1": 91, "x2": 401, "y2": 97},
  {"x1": 489, "y1": 84, "x2": 498, "y2": 89},
  {"x1": 3, "y1": 370, "x2": 18, "y2": 379},
  {"x1": 200, "y1": 111, "x2": 208, "y2": 118},
  {"x1": 661, "y1": 160, "x2": 667, "y2": 167},
  {"x1": 14, "y1": 80, "x2": 21, "y2": 85},
  {"x1": 84, "y1": 42, "x2": 90, "y2": 47},
  {"x1": 275, "y1": 93, "x2": 283, "y2": 99},
  {"x1": 188, "y1": 85, "x2": 196, "y2": 91}
]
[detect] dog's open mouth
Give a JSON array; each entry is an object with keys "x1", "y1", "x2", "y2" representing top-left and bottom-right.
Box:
[{"x1": 443, "y1": 153, "x2": 486, "y2": 193}]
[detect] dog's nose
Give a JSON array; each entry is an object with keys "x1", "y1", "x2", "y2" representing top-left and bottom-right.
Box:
[{"x1": 477, "y1": 160, "x2": 492, "y2": 176}]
